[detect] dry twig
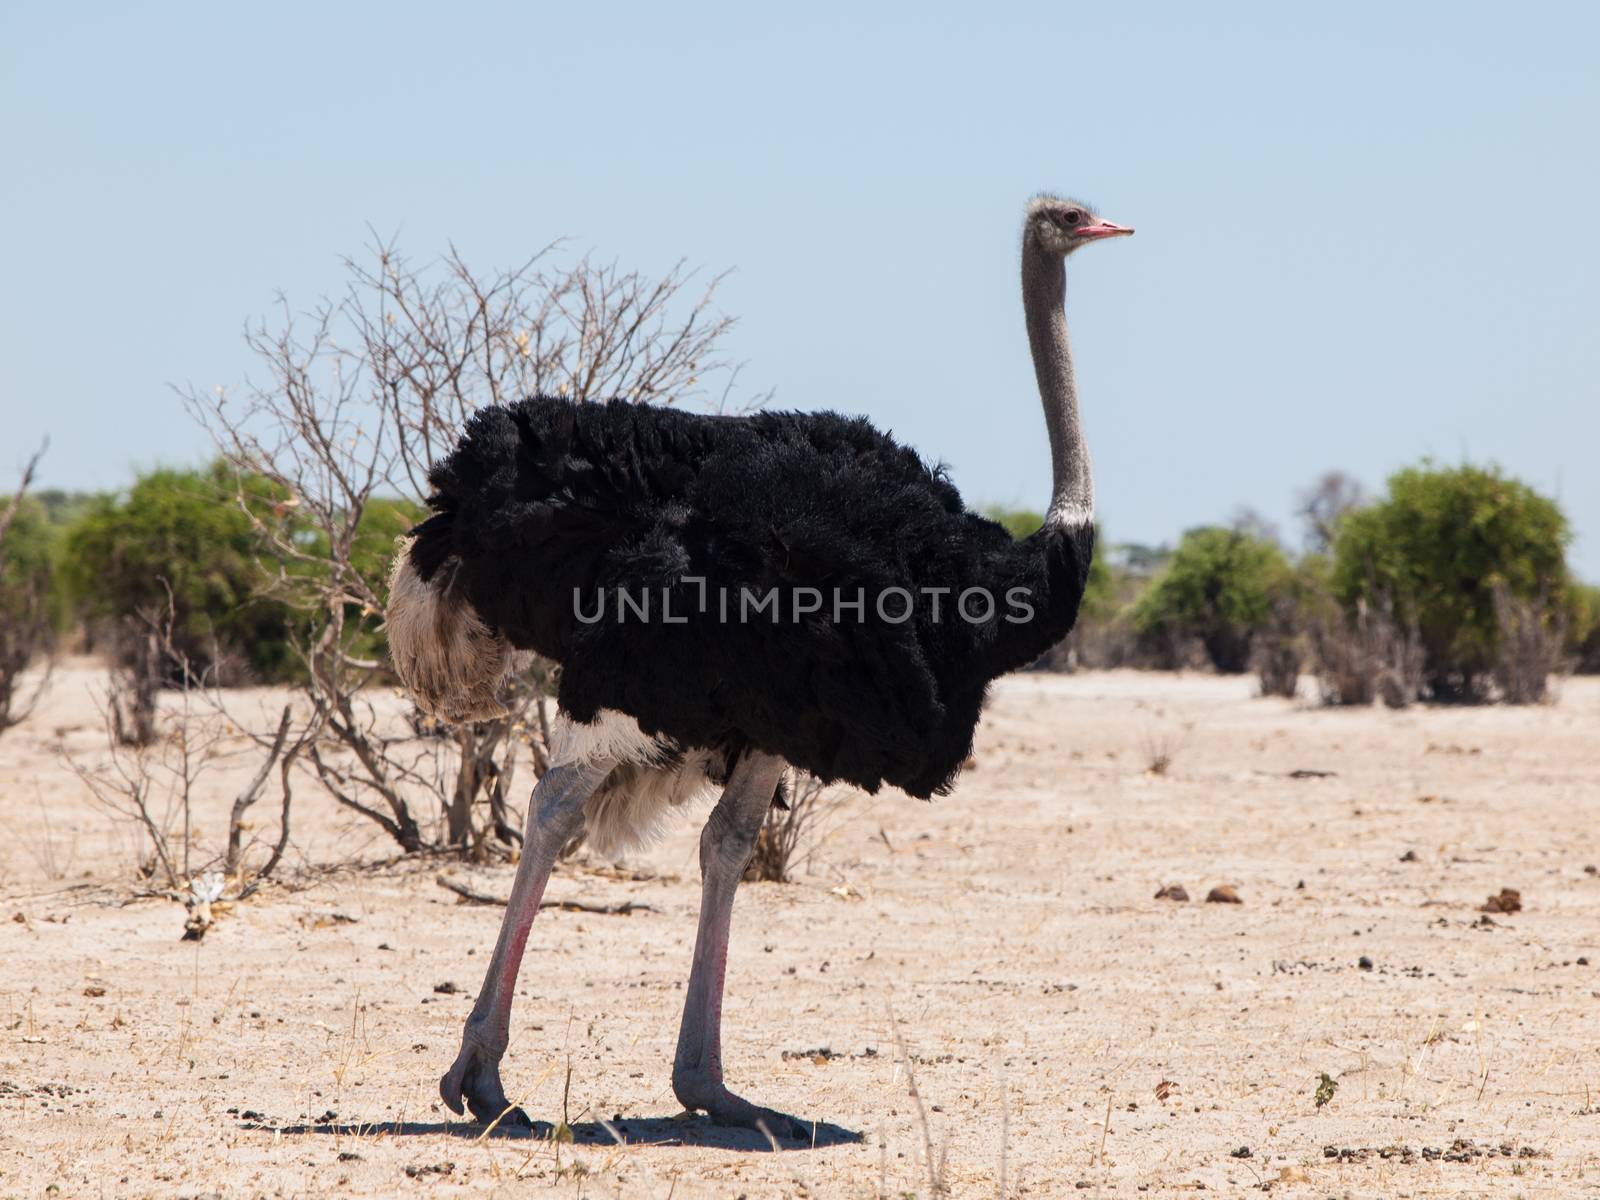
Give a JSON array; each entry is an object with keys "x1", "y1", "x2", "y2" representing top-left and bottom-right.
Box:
[{"x1": 434, "y1": 873, "x2": 655, "y2": 914}]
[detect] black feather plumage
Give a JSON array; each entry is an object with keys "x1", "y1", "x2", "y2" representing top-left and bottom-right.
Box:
[{"x1": 410, "y1": 395, "x2": 1094, "y2": 798}]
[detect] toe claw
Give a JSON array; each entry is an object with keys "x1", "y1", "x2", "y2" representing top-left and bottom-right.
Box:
[{"x1": 439, "y1": 1071, "x2": 466, "y2": 1116}]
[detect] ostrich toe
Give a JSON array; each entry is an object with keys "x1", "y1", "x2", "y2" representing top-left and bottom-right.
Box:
[
  {"x1": 440, "y1": 1039, "x2": 531, "y2": 1128},
  {"x1": 674, "y1": 1074, "x2": 811, "y2": 1142}
]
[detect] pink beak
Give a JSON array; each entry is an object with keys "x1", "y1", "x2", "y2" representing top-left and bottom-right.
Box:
[{"x1": 1078, "y1": 219, "x2": 1134, "y2": 240}]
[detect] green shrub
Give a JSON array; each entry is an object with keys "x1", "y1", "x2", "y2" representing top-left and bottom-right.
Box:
[
  {"x1": 1, "y1": 496, "x2": 64, "y2": 629},
  {"x1": 1, "y1": 494, "x2": 60, "y2": 710},
  {"x1": 59, "y1": 465, "x2": 301, "y2": 683},
  {"x1": 351, "y1": 497, "x2": 427, "y2": 593},
  {"x1": 1568, "y1": 582, "x2": 1600, "y2": 674},
  {"x1": 1129, "y1": 526, "x2": 1291, "y2": 672},
  {"x1": 1330, "y1": 463, "x2": 1569, "y2": 699}
]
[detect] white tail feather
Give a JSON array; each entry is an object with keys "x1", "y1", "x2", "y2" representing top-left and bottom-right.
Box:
[
  {"x1": 384, "y1": 537, "x2": 514, "y2": 723},
  {"x1": 387, "y1": 541, "x2": 725, "y2": 857}
]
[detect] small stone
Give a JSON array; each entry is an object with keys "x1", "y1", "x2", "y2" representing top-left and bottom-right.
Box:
[
  {"x1": 1154, "y1": 885, "x2": 1189, "y2": 902},
  {"x1": 1206, "y1": 886, "x2": 1242, "y2": 904},
  {"x1": 1399, "y1": 850, "x2": 1418, "y2": 862},
  {"x1": 1481, "y1": 888, "x2": 1522, "y2": 914},
  {"x1": 1358, "y1": 956, "x2": 1374, "y2": 970},
  {"x1": 1230, "y1": 1145, "x2": 1252, "y2": 1158}
]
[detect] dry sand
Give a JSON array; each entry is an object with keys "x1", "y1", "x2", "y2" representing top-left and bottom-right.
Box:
[{"x1": 2, "y1": 661, "x2": 1598, "y2": 1198}]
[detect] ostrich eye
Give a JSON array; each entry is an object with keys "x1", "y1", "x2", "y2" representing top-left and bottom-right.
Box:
[{"x1": 1062, "y1": 209, "x2": 1083, "y2": 226}]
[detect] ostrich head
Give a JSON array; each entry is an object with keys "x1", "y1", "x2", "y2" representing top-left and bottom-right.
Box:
[{"x1": 1025, "y1": 194, "x2": 1134, "y2": 257}]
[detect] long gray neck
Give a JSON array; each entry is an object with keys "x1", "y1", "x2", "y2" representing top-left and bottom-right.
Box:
[{"x1": 1022, "y1": 237, "x2": 1093, "y2": 530}]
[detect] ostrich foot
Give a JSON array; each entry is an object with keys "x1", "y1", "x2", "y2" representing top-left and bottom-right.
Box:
[
  {"x1": 440, "y1": 1037, "x2": 531, "y2": 1128},
  {"x1": 674, "y1": 1074, "x2": 811, "y2": 1142}
]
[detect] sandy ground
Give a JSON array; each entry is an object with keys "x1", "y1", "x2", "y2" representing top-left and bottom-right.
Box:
[{"x1": 2, "y1": 661, "x2": 1599, "y2": 1198}]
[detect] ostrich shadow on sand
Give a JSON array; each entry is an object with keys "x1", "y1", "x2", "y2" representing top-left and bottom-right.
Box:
[{"x1": 247, "y1": 1114, "x2": 863, "y2": 1151}]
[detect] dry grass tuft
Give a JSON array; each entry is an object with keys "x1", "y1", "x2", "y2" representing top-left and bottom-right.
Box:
[
  {"x1": 1140, "y1": 722, "x2": 1191, "y2": 777},
  {"x1": 746, "y1": 771, "x2": 849, "y2": 883}
]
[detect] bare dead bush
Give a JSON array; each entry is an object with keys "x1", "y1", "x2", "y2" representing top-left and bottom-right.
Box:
[
  {"x1": 67, "y1": 602, "x2": 303, "y2": 894},
  {"x1": 1309, "y1": 595, "x2": 1423, "y2": 708},
  {"x1": 1492, "y1": 584, "x2": 1566, "y2": 704},
  {"x1": 1057, "y1": 612, "x2": 1147, "y2": 670},
  {"x1": 1252, "y1": 594, "x2": 1303, "y2": 698},
  {"x1": 1298, "y1": 470, "x2": 1366, "y2": 553},
  {"x1": 184, "y1": 235, "x2": 755, "y2": 856},
  {"x1": 745, "y1": 773, "x2": 848, "y2": 883}
]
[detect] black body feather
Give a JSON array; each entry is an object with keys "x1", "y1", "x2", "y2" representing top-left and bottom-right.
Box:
[{"x1": 410, "y1": 396, "x2": 1094, "y2": 798}]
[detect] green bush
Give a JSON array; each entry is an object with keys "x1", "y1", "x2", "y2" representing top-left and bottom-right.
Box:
[
  {"x1": 57, "y1": 464, "x2": 426, "y2": 686},
  {"x1": 1, "y1": 496, "x2": 61, "y2": 729},
  {"x1": 1568, "y1": 581, "x2": 1600, "y2": 674},
  {"x1": 1329, "y1": 463, "x2": 1569, "y2": 699},
  {"x1": 1129, "y1": 526, "x2": 1291, "y2": 672},
  {"x1": 58, "y1": 465, "x2": 301, "y2": 683},
  {"x1": 1, "y1": 496, "x2": 65, "y2": 628},
  {"x1": 351, "y1": 497, "x2": 427, "y2": 593}
]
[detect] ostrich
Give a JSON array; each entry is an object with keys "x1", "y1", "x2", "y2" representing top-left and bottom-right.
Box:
[{"x1": 386, "y1": 194, "x2": 1132, "y2": 1138}]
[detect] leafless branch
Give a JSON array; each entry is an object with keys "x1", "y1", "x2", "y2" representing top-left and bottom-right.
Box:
[
  {"x1": 224, "y1": 704, "x2": 294, "y2": 874},
  {"x1": 434, "y1": 873, "x2": 656, "y2": 914},
  {"x1": 180, "y1": 236, "x2": 755, "y2": 856}
]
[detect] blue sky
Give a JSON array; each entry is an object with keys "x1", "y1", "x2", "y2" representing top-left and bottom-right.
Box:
[{"x1": 3, "y1": 2, "x2": 1596, "y2": 575}]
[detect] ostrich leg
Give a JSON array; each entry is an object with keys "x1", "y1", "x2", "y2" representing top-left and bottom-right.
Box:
[
  {"x1": 440, "y1": 759, "x2": 611, "y2": 1125},
  {"x1": 672, "y1": 750, "x2": 809, "y2": 1140}
]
